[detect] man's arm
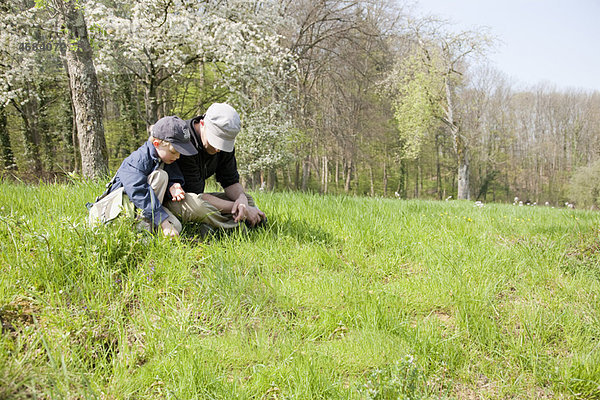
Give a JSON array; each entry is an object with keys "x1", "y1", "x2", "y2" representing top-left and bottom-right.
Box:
[
  {"x1": 224, "y1": 183, "x2": 265, "y2": 226},
  {"x1": 224, "y1": 182, "x2": 246, "y2": 202},
  {"x1": 200, "y1": 193, "x2": 235, "y2": 213}
]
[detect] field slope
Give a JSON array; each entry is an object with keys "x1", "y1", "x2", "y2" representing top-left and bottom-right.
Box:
[{"x1": 1, "y1": 181, "x2": 600, "y2": 399}]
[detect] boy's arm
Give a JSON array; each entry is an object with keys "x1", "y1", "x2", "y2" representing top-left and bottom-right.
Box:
[{"x1": 164, "y1": 162, "x2": 186, "y2": 202}]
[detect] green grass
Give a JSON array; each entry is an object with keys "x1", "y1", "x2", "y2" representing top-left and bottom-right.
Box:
[{"x1": 1, "y1": 179, "x2": 600, "y2": 399}]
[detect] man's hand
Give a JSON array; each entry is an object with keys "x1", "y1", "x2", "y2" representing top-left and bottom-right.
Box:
[
  {"x1": 161, "y1": 219, "x2": 179, "y2": 237},
  {"x1": 245, "y1": 206, "x2": 266, "y2": 227},
  {"x1": 234, "y1": 203, "x2": 266, "y2": 226},
  {"x1": 232, "y1": 202, "x2": 247, "y2": 222},
  {"x1": 229, "y1": 188, "x2": 266, "y2": 226},
  {"x1": 169, "y1": 183, "x2": 186, "y2": 202},
  {"x1": 232, "y1": 193, "x2": 249, "y2": 222}
]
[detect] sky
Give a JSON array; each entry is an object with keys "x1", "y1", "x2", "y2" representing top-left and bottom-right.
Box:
[{"x1": 413, "y1": 0, "x2": 600, "y2": 92}]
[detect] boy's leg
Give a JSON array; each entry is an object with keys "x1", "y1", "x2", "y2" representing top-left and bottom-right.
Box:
[
  {"x1": 148, "y1": 168, "x2": 168, "y2": 203},
  {"x1": 162, "y1": 207, "x2": 182, "y2": 233},
  {"x1": 143, "y1": 168, "x2": 182, "y2": 234}
]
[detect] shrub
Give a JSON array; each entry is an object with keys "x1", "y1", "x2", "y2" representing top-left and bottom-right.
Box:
[{"x1": 568, "y1": 160, "x2": 600, "y2": 208}]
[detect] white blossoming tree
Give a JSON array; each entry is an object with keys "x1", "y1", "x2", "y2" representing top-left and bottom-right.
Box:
[
  {"x1": 86, "y1": 0, "x2": 296, "y2": 124},
  {"x1": 236, "y1": 103, "x2": 299, "y2": 189},
  {"x1": 86, "y1": 0, "x2": 298, "y2": 187},
  {"x1": 1, "y1": 0, "x2": 110, "y2": 178},
  {"x1": 0, "y1": 1, "x2": 63, "y2": 173}
]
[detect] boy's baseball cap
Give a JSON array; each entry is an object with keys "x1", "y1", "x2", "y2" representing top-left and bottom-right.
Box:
[
  {"x1": 151, "y1": 116, "x2": 198, "y2": 156},
  {"x1": 203, "y1": 103, "x2": 241, "y2": 152}
]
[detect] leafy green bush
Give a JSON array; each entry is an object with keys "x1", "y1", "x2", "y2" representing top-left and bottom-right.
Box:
[{"x1": 568, "y1": 159, "x2": 600, "y2": 208}]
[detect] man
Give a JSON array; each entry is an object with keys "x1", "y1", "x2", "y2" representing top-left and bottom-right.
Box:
[{"x1": 165, "y1": 103, "x2": 266, "y2": 230}]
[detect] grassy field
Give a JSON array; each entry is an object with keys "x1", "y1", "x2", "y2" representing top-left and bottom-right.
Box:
[{"x1": 1, "y1": 179, "x2": 600, "y2": 399}]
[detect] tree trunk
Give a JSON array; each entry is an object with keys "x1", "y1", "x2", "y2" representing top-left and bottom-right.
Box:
[
  {"x1": 119, "y1": 75, "x2": 142, "y2": 155},
  {"x1": 260, "y1": 170, "x2": 265, "y2": 190},
  {"x1": 145, "y1": 82, "x2": 159, "y2": 126},
  {"x1": 321, "y1": 155, "x2": 328, "y2": 194},
  {"x1": 369, "y1": 164, "x2": 374, "y2": 197},
  {"x1": 71, "y1": 107, "x2": 81, "y2": 173},
  {"x1": 54, "y1": 0, "x2": 108, "y2": 179},
  {"x1": 383, "y1": 151, "x2": 388, "y2": 197},
  {"x1": 456, "y1": 134, "x2": 470, "y2": 200},
  {"x1": 344, "y1": 159, "x2": 353, "y2": 193},
  {"x1": 436, "y1": 133, "x2": 442, "y2": 200},
  {"x1": 0, "y1": 107, "x2": 16, "y2": 169},
  {"x1": 286, "y1": 164, "x2": 292, "y2": 189},
  {"x1": 414, "y1": 160, "x2": 420, "y2": 198},
  {"x1": 335, "y1": 158, "x2": 339, "y2": 191},
  {"x1": 38, "y1": 109, "x2": 55, "y2": 172},
  {"x1": 445, "y1": 76, "x2": 469, "y2": 200},
  {"x1": 12, "y1": 99, "x2": 42, "y2": 173},
  {"x1": 295, "y1": 160, "x2": 300, "y2": 189},
  {"x1": 267, "y1": 169, "x2": 277, "y2": 191},
  {"x1": 62, "y1": 57, "x2": 80, "y2": 173},
  {"x1": 301, "y1": 156, "x2": 310, "y2": 191},
  {"x1": 397, "y1": 159, "x2": 407, "y2": 199}
]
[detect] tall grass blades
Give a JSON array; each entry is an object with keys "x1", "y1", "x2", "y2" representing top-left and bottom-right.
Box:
[{"x1": 1, "y1": 182, "x2": 599, "y2": 398}]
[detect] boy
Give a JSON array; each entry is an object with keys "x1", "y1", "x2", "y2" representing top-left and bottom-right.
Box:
[{"x1": 95, "y1": 116, "x2": 197, "y2": 237}]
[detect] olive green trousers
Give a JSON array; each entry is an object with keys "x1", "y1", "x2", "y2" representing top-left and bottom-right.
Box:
[{"x1": 165, "y1": 192, "x2": 255, "y2": 230}]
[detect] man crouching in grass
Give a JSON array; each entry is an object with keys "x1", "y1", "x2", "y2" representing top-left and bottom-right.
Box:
[
  {"x1": 165, "y1": 103, "x2": 267, "y2": 233},
  {"x1": 97, "y1": 116, "x2": 198, "y2": 237}
]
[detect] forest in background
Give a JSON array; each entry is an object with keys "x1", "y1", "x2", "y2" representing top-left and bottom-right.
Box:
[{"x1": 1, "y1": 0, "x2": 599, "y2": 207}]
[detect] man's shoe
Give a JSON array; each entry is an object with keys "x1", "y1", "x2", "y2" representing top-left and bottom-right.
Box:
[
  {"x1": 198, "y1": 223, "x2": 216, "y2": 239},
  {"x1": 247, "y1": 216, "x2": 268, "y2": 229}
]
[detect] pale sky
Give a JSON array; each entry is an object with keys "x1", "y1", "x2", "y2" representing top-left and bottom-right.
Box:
[{"x1": 413, "y1": 0, "x2": 600, "y2": 92}]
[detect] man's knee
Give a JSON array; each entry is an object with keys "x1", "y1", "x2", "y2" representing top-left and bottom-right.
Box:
[{"x1": 166, "y1": 194, "x2": 219, "y2": 222}]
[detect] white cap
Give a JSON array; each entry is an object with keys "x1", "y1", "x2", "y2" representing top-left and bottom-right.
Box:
[{"x1": 203, "y1": 103, "x2": 241, "y2": 152}]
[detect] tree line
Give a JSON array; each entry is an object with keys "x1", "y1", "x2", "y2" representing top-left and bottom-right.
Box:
[{"x1": 1, "y1": 0, "x2": 599, "y2": 206}]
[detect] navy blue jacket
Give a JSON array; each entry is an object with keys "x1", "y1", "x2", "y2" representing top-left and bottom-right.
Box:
[
  {"x1": 175, "y1": 116, "x2": 240, "y2": 194},
  {"x1": 109, "y1": 141, "x2": 184, "y2": 227}
]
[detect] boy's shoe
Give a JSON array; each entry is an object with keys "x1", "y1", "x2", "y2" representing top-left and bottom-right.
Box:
[{"x1": 135, "y1": 217, "x2": 155, "y2": 233}]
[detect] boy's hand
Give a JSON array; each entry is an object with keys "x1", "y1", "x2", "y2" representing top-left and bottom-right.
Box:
[
  {"x1": 170, "y1": 183, "x2": 186, "y2": 202},
  {"x1": 161, "y1": 220, "x2": 179, "y2": 237}
]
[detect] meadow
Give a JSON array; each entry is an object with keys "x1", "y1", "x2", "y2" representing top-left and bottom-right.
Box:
[{"x1": 1, "y1": 179, "x2": 599, "y2": 399}]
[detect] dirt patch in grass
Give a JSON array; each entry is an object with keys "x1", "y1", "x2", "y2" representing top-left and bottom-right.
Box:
[
  {"x1": 453, "y1": 374, "x2": 562, "y2": 399},
  {"x1": 0, "y1": 297, "x2": 38, "y2": 335},
  {"x1": 564, "y1": 233, "x2": 600, "y2": 278}
]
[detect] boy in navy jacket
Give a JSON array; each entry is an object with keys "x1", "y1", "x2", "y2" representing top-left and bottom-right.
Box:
[{"x1": 107, "y1": 116, "x2": 197, "y2": 237}]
